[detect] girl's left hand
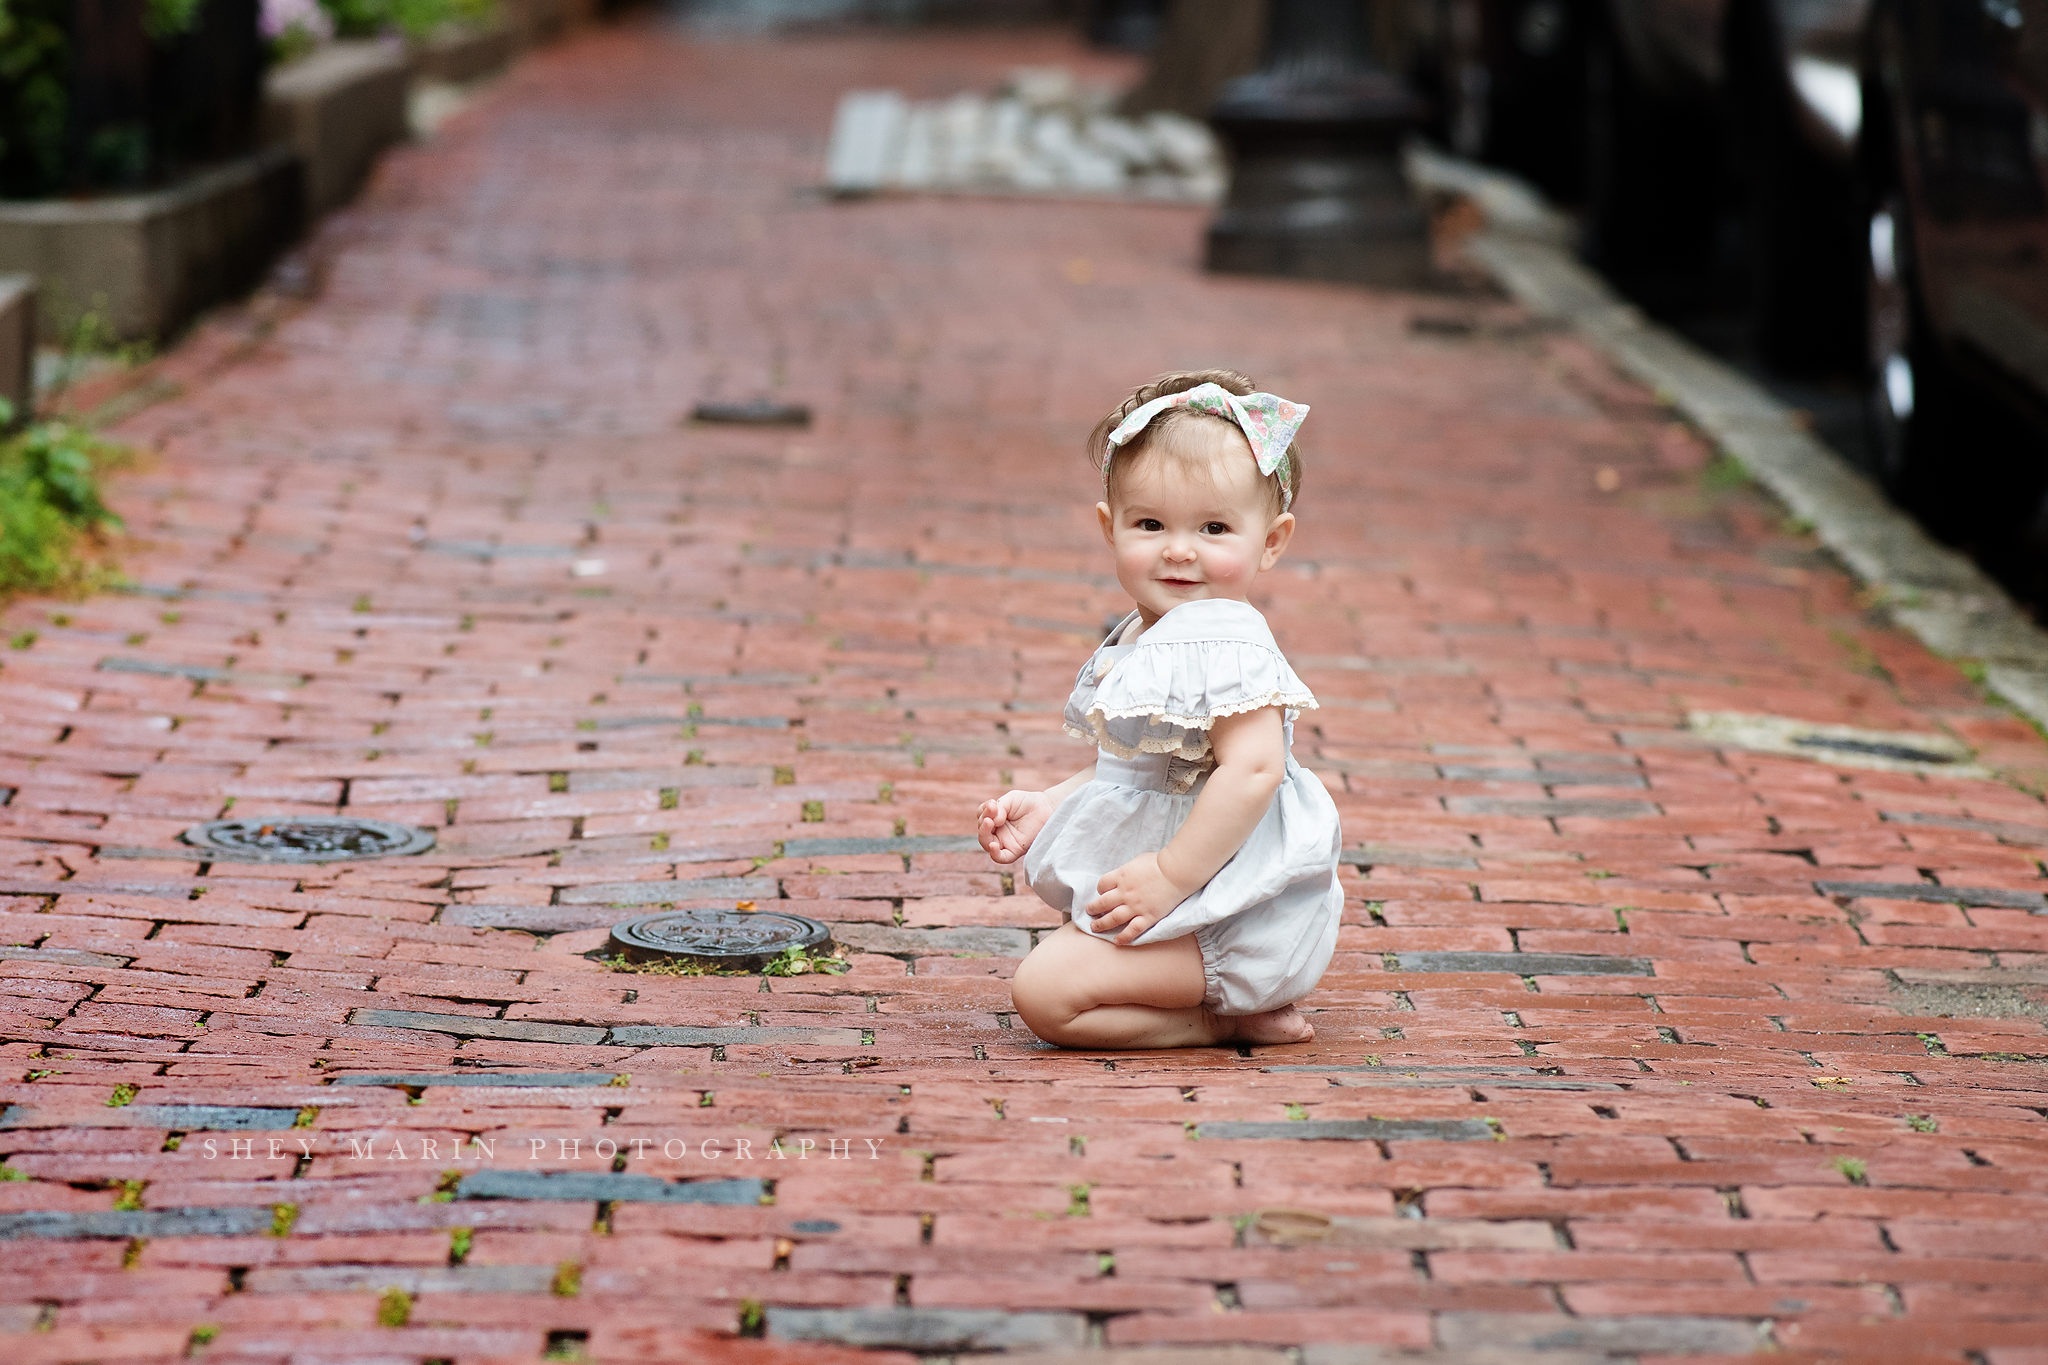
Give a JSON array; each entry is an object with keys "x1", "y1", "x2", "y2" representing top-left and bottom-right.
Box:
[{"x1": 1085, "y1": 852, "x2": 1192, "y2": 945}]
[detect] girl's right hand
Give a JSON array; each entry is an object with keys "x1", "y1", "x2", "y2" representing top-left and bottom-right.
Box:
[{"x1": 977, "y1": 789, "x2": 1056, "y2": 864}]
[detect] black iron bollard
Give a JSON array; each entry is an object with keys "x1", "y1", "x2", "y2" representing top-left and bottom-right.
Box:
[{"x1": 1203, "y1": 0, "x2": 1430, "y2": 287}]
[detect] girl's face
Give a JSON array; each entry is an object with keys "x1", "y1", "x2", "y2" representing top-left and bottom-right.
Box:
[{"x1": 1096, "y1": 421, "x2": 1296, "y2": 626}]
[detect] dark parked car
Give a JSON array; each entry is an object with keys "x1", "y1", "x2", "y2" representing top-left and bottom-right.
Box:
[{"x1": 1412, "y1": 0, "x2": 2048, "y2": 541}]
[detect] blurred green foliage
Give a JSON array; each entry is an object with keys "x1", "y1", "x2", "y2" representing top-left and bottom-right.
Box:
[
  {"x1": 0, "y1": 402, "x2": 128, "y2": 597},
  {"x1": 0, "y1": 0, "x2": 207, "y2": 197},
  {"x1": 320, "y1": 0, "x2": 497, "y2": 38}
]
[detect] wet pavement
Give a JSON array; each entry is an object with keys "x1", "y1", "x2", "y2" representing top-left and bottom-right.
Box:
[{"x1": 2, "y1": 18, "x2": 2046, "y2": 1364}]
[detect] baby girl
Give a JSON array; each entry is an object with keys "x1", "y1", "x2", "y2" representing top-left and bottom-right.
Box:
[{"x1": 977, "y1": 369, "x2": 1343, "y2": 1049}]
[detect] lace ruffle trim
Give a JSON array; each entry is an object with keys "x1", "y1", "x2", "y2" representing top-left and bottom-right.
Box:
[
  {"x1": 1063, "y1": 719, "x2": 1209, "y2": 762},
  {"x1": 1085, "y1": 690, "x2": 1319, "y2": 731}
]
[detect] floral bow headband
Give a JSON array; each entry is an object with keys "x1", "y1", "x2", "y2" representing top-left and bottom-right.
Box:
[{"x1": 1102, "y1": 383, "x2": 1309, "y2": 511}]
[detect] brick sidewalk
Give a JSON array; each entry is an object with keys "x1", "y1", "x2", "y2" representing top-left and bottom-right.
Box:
[{"x1": 3, "y1": 20, "x2": 2046, "y2": 1365}]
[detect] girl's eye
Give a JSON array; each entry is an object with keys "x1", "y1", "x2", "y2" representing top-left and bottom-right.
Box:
[
  {"x1": 1137, "y1": 519, "x2": 1163, "y2": 532},
  {"x1": 1203, "y1": 522, "x2": 1229, "y2": 535}
]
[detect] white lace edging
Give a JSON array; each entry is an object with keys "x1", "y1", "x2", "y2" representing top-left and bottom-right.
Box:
[
  {"x1": 1063, "y1": 719, "x2": 1210, "y2": 761},
  {"x1": 1085, "y1": 690, "x2": 1319, "y2": 730}
]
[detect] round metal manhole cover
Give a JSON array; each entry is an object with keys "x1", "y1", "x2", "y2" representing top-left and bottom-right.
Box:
[
  {"x1": 609, "y1": 908, "x2": 831, "y2": 968},
  {"x1": 180, "y1": 816, "x2": 438, "y2": 864}
]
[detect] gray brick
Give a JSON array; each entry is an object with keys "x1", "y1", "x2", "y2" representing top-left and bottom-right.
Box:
[
  {"x1": 0, "y1": 878, "x2": 194, "y2": 897},
  {"x1": 767, "y1": 1307, "x2": 1085, "y2": 1350},
  {"x1": 589, "y1": 714, "x2": 787, "y2": 731},
  {"x1": 244, "y1": 1264, "x2": 555, "y2": 1294},
  {"x1": 1879, "y1": 809, "x2": 2048, "y2": 848},
  {"x1": 1197, "y1": 1118, "x2": 1496, "y2": 1141},
  {"x1": 830, "y1": 924, "x2": 1030, "y2": 957},
  {"x1": 1263, "y1": 1064, "x2": 1624, "y2": 1092},
  {"x1": 1435, "y1": 1312, "x2": 1763, "y2": 1354},
  {"x1": 97, "y1": 657, "x2": 305, "y2": 688},
  {"x1": 1396, "y1": 952, "x2": 1655, "y2": 976},
  {"x1": 438, "y1": 904, "x2": 637, "y2": 932},
  {"x1": 1439, "y1": 765, "x2": 1646, "y2": 787},
  {"x1": 1339, "y1": 844, "x2": 1480, "y2": 870},
  {"x1": 327, "y1": 1072, "x2": 623, "y2": 1089},
  {"x1": 348, "y1": 1010, "x2": 607, "y2": 1045},
  {"x1": 568, "y1": 766, "x2": 774, "y2": 792},
  {"x1": 618, "y1": 672, "x2": 811, "y2": 688},
  {"x1": 1265, "y1": 1064, "x2": 1542, "y2": 1074},
  {"x1": 1445, "y1": 797, "x2": 1659, "y2": 818},
  {"x1": 607, "y1": 1025, "x2": 864, "y2": 1047},
  {"x1": 0, "y1": 1207, "x2": 276, "y2": 1239},
  {"x1": 0, "y1": 1105, "x2": 302, "y2": 1130},
  {"x1": 0, "y1": 946, "x2": 131, "y2": 968},
  {"x1": 779, "y1": 835, "x2": 979, "y2": 857},
  {"x1": 557, "y1": 877, "x2": 764, "y2": 906},
  {"x1": 457, "y1": 1170, "x2": 762, "y2": 1204},
  {"x1": 1814, "y1": 880, "x2": 2047, "y2": 911},
  {"x1": 1329, "y1": 1076, "x2": 1626, "y2": 1091}
]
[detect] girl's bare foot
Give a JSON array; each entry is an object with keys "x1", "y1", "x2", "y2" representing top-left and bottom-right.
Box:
[{"x1": 1219, "y1": 1004, "x2": 1313, "y2": 1045}]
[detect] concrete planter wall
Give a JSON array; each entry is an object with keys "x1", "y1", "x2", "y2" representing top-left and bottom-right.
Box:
[
  {"x1": 501, "y1": 0, "x2": 568, "y2": 50},
  {"x1": 0, "y1": 148, "x2": 302, "y2": 341},
  {"x1": 263, "y1": 40, "x2": 414, "y2": 219},
  {"x1": 414, "y1": 23, "x2": 517, "y2": 84}
]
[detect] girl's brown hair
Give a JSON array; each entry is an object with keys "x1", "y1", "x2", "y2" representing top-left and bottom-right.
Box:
[{"x1": 1087, "y1": 369, "x2": 1304, "y2": 514}]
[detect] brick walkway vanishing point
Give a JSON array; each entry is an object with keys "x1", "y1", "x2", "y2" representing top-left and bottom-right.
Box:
[{"x1": 2, "y1": 20, "x2": 2046, "y2": 1365}]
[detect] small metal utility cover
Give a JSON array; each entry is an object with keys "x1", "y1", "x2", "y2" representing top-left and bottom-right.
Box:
[
  {"x1": 691, "y1": 398, "x2": 812, "y2": 427},
  {"x1": 180, "y1": 816, "x2": 436, "y2": 863},
  {"x1": 608, "y1": 907, "x2": 830, "y2": 968}
]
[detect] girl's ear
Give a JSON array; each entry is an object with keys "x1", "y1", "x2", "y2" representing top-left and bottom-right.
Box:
[
  {"x1": 1259, "y1": 512, "x2": 1296, "y2": 571},
  {"x1": 1096, "y1": 501, "x2": 1115, "y2": 546}
]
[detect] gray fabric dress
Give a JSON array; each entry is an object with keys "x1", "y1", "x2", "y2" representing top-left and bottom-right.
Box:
[{"x1": 1022, "y1": 598, "x2": 1344, "y2": 1015}]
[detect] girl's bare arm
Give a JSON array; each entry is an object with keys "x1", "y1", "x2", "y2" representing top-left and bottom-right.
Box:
[
  {"x1": 1085, "y1": 707, "x2": 1286, "y2": 940},
  {"x1": 1156, "y1": 707, "x2": 1285, "y2": 890}
]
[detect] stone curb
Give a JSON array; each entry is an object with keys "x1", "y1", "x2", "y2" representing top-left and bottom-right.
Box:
[{"x1": 1404, "y1": 144, "x2": 2048, "y2": 734}]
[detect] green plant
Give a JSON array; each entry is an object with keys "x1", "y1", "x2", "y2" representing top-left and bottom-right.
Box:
[
  {"x1": 319, "y1": 0, "x2": 497, "y2": 40},
  {"x1": 376, "y1": 1285, "x2": 411, "y2": 1327},
  {"x1": 0, "y1": 405, "x2": 127, "y2": 598},
  {"x1": 550, "y1": 1260, "x2": 581, "y2": 1297},
  {"x1": 106, "y1": 1083, "x2": 137, "y2": 1108},
  {"x1": 760, "y1": 944, "x2": 848, "y2": 977},
  {"x1": 111, "y1": 1180, "x2": 145, "y2": 1211}
]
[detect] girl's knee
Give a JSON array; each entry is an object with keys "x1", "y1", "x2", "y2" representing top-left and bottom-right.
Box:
[{"x1": 1011, "y1": 929, "x2": 1095, "y2": 1034}]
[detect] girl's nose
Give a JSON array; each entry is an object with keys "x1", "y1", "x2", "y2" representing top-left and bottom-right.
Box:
[{"x1": 1163, "y1": 536, "x2": 1197, "y2": 561}]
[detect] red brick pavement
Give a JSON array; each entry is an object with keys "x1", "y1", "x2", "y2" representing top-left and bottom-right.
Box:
[{"x1": 3, "y1": 19, "x2": 2046, "y2": 1364}]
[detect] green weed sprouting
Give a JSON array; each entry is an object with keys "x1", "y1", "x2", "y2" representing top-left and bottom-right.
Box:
[
  {"x1": 601, "y1": 942, "x2": 847, "y2": 978},
  {"x1": 375, "y1": 1285, "x2": 411, "y2": 1327},
  {"x1": 0, "y1": 404, "x2": 127, "y2": 599}
]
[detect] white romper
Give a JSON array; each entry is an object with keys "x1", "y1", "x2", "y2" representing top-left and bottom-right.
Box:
[{"x1": 1022, "y1": 598, "x2": 1345, "y2": 1015}]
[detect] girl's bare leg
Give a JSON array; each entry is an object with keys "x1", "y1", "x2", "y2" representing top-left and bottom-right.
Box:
[{"x1": 1010, "y1": 922, "x2": 1314, "y2": 1049}]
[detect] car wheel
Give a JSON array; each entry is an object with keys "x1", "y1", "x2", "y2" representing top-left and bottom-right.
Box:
[
  {"x1": 1864, "y1": 191, "x2": 2048, "y2": 578},
  {"x1": 1725, "y1": 0, "x2": 1861, "y2": 374}
]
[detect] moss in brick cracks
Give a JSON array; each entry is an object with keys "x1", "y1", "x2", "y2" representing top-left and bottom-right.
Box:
[
  {"x1": 602, "y1": 944, "x2": 849, "y2": 978},
  {"x1": 0, "y1": 403, "x2": 127, "y2": 598}
]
